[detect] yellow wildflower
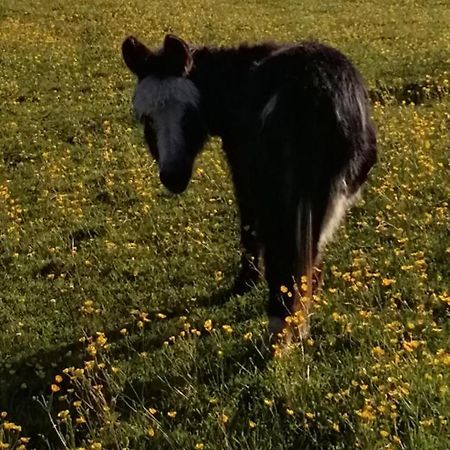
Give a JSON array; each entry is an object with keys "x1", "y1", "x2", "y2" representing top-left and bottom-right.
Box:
[
  {"x1": 357, "y1": 406, "x2": 376, "y2": 422},
  {"x1": 84, "y1": 360, "x2": 95, "y2": 370},
  {"x1": 403, "y1": 340, "x2": 420, "y2": 352},
  {"x1": 86, "y1": 344, "x2": 97, "y2": 356},
  {"x1": 204, "y1": 319, "x2": 213, "y2": 332},
  {"x1": 75, "y1": 416, "x2": 86, "y2": 425},
  {"x1": 96, "y1": 332, "x2": 107, "y2": 346},
  {"x1": 372, "y1": 346, "x2": 385, "y2": 358},
  {"x1": 57, "y1": 410, "x2": 70, "y2": 422},
  {"x1": 2, "y1": 422, "x2": 22, "y2": 432},
  {"x1": 89, "y1": 444, "x2": 102, "y2": 450}
]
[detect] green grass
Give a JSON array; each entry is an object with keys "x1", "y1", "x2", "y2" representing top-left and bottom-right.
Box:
[{"x1": 0, "y1": 0, "x2": 449, "y2": 449}]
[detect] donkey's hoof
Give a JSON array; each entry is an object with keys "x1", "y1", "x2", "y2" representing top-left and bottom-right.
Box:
[
  {"x1": 268, "y1": 316, "x2": 285, "y2": 338},
  {"x1": 231, "y1": 267, "x2": 259, "y2": 296},
  {"x1": 268, "y1": 315, "x2": 310, "y2": 356}
]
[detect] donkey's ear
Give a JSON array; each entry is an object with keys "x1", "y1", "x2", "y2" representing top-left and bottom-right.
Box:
[
  {"x1": 162, "y1": 34, "x2": 193, "y2": 75},
  {"x1": 122, "y1": 36, "x2": 152, "y2": 77}
]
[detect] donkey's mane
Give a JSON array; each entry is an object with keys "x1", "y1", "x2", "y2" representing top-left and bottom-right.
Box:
[{"x1": 191, "y1": 42, "x2": 280, "y2": 74}]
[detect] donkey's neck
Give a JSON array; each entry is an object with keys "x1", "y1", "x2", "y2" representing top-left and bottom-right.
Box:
[{"x1": 189, "y1": 43, "x2": 278, "y2": 141}]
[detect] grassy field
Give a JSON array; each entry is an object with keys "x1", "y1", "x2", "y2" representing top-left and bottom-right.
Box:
[{"x1": 1, "y1": 0, "x2": 449, "y2": 448}]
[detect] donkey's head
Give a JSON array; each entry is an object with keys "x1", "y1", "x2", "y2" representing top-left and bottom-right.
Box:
[{"x1": 122, "y1": 35, "x2": 207, "y2": 194}]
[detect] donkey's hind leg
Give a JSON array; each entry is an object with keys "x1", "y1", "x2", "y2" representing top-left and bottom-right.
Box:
[
  {"x1": 263, "y1": 205, "x2": 322, "y2": 343},
  {"x1": 264, "y1": 228, "x2": 310, "y2": 342},
  {"x1": 264, "y1": 184, "x2": 351, "y2": 344}
]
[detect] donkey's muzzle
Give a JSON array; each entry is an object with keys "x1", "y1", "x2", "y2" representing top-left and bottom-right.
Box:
[{"x1": 159, "y1": 167, "x2": 191, "y2": 194}]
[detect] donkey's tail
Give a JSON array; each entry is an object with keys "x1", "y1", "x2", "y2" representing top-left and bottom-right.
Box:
[{"x1": 296, "y1": 198, "x2": 314, "y2": 301}]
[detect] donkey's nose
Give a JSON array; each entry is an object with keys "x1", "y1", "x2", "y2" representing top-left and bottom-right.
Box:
[{"x1": 159, "y1": 168, "x2": 191, "y2": 194}]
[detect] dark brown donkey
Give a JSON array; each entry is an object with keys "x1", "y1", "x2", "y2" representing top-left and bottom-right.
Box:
[{"x1": 121, "y1": 34, "x2": 377, "y2": 342}]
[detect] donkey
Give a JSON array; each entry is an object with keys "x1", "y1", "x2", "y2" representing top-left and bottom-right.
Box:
[{"x1": 121, "y1": 34, "x2": 377, "y2": 341}]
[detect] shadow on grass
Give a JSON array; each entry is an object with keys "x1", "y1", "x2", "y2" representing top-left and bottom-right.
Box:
[
  {"x1": 369, "y1": 78, "x2": 449, "y2": 105},
  {"x1": 0, "y1": 283, "x2": 267, "y2": 449}
]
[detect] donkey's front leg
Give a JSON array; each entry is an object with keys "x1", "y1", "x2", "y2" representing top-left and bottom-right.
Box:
[
  {"x1": 224, "y1": 143, "x2": 261, "y2": 294},
  {"x1": 232, "y1": 210, "x2": 260, "y2": 294}
]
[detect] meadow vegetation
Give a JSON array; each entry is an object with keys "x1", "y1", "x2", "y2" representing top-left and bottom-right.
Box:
[{"x1": 0, "y1": 0, "x2": 449, "y2": 448}]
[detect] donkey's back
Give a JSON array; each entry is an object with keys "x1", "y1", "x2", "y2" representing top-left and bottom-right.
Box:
[{"x1": 248, "y1": 42, "x2": 376, "y2": 194}]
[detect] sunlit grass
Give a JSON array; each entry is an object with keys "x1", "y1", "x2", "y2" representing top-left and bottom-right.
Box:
[{"x1": 0, "y1": 0, "x2": 449, "y2": 449}]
